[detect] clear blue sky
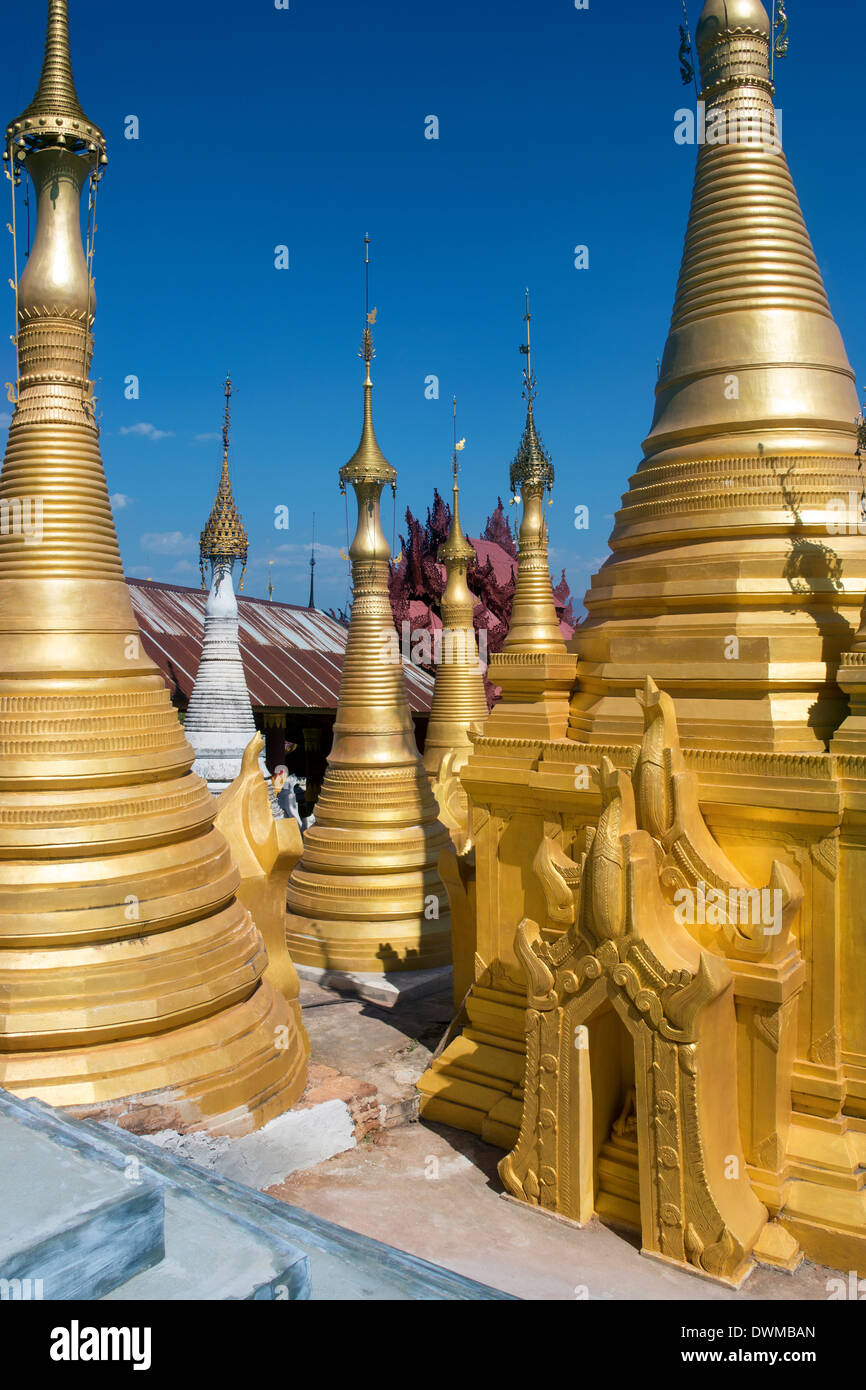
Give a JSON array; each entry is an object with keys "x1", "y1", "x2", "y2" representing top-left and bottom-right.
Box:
[{"x1": 2, "y1": 0, "x2": 863, "y2": 614}]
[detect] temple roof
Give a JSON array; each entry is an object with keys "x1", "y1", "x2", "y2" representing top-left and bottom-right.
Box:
[{"x1": 128, "y1": 578, "x2": 435, "y2": 714}]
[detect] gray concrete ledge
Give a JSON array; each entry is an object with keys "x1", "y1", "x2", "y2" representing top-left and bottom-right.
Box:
[{"x1": 295, "y1": 964, "x2": 452, "y2": 1009}]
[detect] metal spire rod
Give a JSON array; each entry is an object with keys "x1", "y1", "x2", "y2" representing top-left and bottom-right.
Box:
[
  {"x1": 222, "y1": 373, "x2": 232, "y2": 457},
  {"x1": 361, "y1": 234, "x2": 376, "y2": 373},
  {"x1": 521, "y1": 287, "x2": 537, "y2": 408},
  {"x1": 680, "y1": 0, "x2": 699, "y2": 99},
  {"x1": 308, "y1": 511, "x2": 317, "y2": 609},
  {"x1": 452, "y1": 397, "x2": 459, "y2": 488}
]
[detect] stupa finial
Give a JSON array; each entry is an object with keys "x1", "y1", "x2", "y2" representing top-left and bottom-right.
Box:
[
  {"x1": 6, "y1": 0, "x2": 106, "y2": 161},
  {"x1": 439, "y1": 397, "x2": 474, "y2": 567},
  {"x1": 510, "y1": 290, "x2": 554, "y2": 500},
  {"x1": 199, "y1": 374, "x2": 249, "y2": 590},
  {"x1": 341, "y1": 236, "x2": 396, "y2": 492}
]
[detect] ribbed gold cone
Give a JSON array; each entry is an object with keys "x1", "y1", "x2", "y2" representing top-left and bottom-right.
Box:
[
  {"x1": 7, "y1": 0, "x2": 105, "y2": 155},
  {"x1": 0, "y1": 3, "x2": 305, "y2": 1133},
  {"x1": 423, "y1": 485, "x2": 489, "y2": 774},
  {"x1": 286, "y1": 373, "x2": 450, "y2": 973},
  {"x1": 571, "y1": 0, "x2": 865, "y2": 752}
]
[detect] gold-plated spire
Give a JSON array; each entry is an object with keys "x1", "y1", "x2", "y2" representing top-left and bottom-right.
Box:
[
  {"x1": 6, "y1": 0, "x2": 106, "y2": 160},
  {"x1": 571, "y1": 0, "x2": 866, "y2": 752},
  {"x1": 423, "y1": 399, "x2": 489, "y2": 776},
  {"x1": 341, "y1": 237, "x2": 395, "y2": 490},
  {"x1": 485, "y1": 295, "x2": 578, "y2": 739},
  {"x1": 199, "y1": 375, "x2": 249, "y2": 589},
  {"x1": 286, "y1": 241, "x2": 450, "y2": 976},
  {"x1": 503, "y1": 292, "x2": 566, "y2": 655},
  {"x1": 0, "y1": 1, "x2": 306, "y2": 1128},
  {"x1": 509, "y1": 289, "x2": 554, "y2": 501}
]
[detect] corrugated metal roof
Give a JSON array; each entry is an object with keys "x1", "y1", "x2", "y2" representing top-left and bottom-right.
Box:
[{"x1": 128, "y1": 578, "x2": 434, "y2": 714}]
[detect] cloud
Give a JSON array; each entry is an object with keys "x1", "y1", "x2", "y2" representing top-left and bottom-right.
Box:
[
  {"x1": 171, "y1": 559, "x2": 198, "y2": 576},
  {"x1": 110, "y1": 492, "x2": 133, "y2": 511},
  {"x1": 249, "y1": 543, "x2": 343, "y2": 572},
  {"x1": 0, "y1": 412, "x2": 11, "y2": 428},
  {"x1": 194, "y1": 432, "x2": 221, "y2": 443},
  {"x1": 140, "y1": 531, "x2": 195, "y2": 555},
  {"x1": 119, "y1": 422, "x2": 174, "y2": 441}
]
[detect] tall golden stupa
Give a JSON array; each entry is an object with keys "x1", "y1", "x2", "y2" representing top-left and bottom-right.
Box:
[
  {"x1": 571, "y1": 0, "x2": 864, "y2": 753},
  {"x1": 484, "y1": 294, "x2": 578, "y2": 740},
  {"x1": 0, "y1": 0, "x2": 307, "y2": 1133},
  {"x1": 422, "y1": 0, "x2": 866, "y2": 1277},
  {"x1": 285, "y1": 242, "x2": 450, "y2": 976},
  {"x1": 422, "y1": 401, "x2": 489, "y2": 778},
  {"x1": 418, "y1": 296, "x2": 576, "y2": 1136}
]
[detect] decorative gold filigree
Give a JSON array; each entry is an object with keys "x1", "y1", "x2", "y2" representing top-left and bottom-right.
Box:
[{"x1": 500, "y1": 676, "x2": 774, "y2": 1287}]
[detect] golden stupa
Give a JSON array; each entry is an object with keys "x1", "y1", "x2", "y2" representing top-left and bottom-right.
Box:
[
  {"x1": 422, "y1": 401, "x2": 489, "y2": 779},
  {"x1": 571, "y1": 0, "x2": 864, "y2": 753},
  {"x1": 0, "y1": 0, "x2": 307, "y2": 1133},
  {"x1": 483, "y1": 294, "x2": 578, "y2": 740},
  {"x1": 421, "y1": 0, "x2": 866, "y2": 1278},
  {"x1": 285, "y1": 243, "x2": 450, "y2": 976},
  {"x1": 418, "y1": 295, "x2": 576, "y2": 1131}
]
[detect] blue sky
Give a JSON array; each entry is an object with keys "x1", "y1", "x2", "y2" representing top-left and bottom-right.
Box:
[{"x1": 3, "y1": 0, "x2": 863, "y2": 614}]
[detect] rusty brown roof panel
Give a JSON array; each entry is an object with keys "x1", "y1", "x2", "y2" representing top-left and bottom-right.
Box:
[{"x1": 127, "y1": 578, "x2": 434, "y2": 714}]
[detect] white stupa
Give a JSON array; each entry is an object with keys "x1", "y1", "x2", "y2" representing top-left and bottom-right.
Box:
[
  {"x1": 186, "y1": 565, "x2": 265, "y2": 794},
  {"x1": 185, "y1": 375, "x2": 277, "y2": 802}
]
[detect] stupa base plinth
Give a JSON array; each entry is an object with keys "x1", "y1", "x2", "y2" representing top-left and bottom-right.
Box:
[
  {"x1": 417, "y1": 975, "x2": 527, "y2": 1148},
  {"x1": 780, "y1": 1184, "x2": 866, "y2": 1278},
  {"x1": 486, "y1": 652, "x2": 578, "y2": 742},
  {"x1": 0, "y1": 982, "x2": 308, "y2": 1139},
  {"x1": 286, "y1": 909, "x2": 451, "y2": 978},
  {"x1": 831, "y1": 653, "x2": 866, "y2": 753}
]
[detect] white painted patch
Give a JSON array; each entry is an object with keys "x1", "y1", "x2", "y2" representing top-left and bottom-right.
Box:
[{"x1": 144, "y1": 1099, "x2": 356, "y2": 1190}]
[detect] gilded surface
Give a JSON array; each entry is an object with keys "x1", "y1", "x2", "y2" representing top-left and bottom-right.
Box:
[
  {"x1": 570, "y1": 0, "x2": 866, "y2": 752},
  {"x1": 285, "y1": 309, "x2": 450, "y2": 973},
  {"x1": 0, "y1": 1, "x2": 303, "y2": 1133},
  {"x1": 499, "y1": 683, "x2": 784, "y2": 1286}
]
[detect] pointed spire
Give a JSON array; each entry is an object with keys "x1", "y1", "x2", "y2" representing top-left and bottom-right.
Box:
[
  {"x1": 199, "y1": 374, "x2": 249, "y2": 589},
  {"x1": 424, "y1": 399, "x2": 489, "y2": 776},
  {"x1": 502, "y1": 294, "x2": 564, "y2": 655},
  {"x1": 308, "y1": 513, "x2": 317, "y2": 608},
  {"x1": 7, "y1": 1, "x2": 105, "y2": 157},
  {"x1": 341, "y1": 236, "x2": 396, "y2": 489},
  {"x1": 509, "y1": 289, "x2": 554, "y2": 499},
  {"x1": 439, "y1": 398, "x2": 474, "y2": 567}
]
